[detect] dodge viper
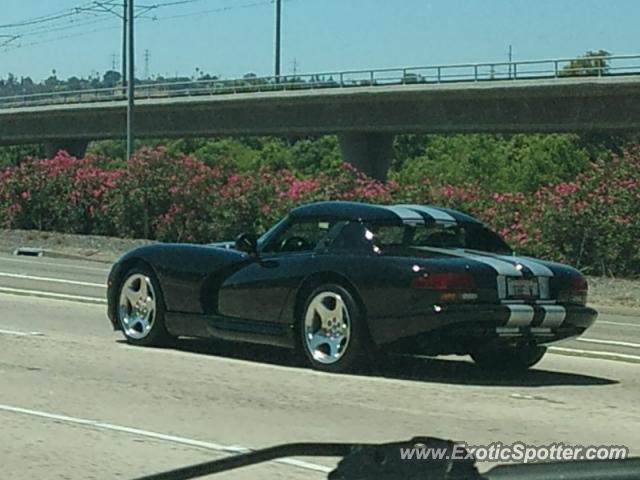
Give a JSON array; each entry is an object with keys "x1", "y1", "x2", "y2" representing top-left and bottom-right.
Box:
[{"x1": 106, "y1": 201, "x2": 597, "y2": 372}]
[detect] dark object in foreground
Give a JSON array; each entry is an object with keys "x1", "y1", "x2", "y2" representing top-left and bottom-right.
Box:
[
  {"x1": 107, "y1": 201, "x2": 597, "y2": 373},
  {"x1": 133, "y1": 436, "x2": 640, "y2": 480}
]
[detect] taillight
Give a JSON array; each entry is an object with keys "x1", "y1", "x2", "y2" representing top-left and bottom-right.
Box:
[
  {"x1": 572, "y1": 275, "x2": 588, "y2": 292},
  {"x1": 411, "y1": 272, "x2": 477, "y2": 302},
  {"x1": 411, "y1": 272, "x2": 475, "y2": 290},
  {"x1": 558, "y1": 275, "x2": 588, "y2": 305}
]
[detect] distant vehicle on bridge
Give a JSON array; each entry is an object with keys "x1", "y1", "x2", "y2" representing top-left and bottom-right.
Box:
[{"x1": 106, "y1": 201, "x2": 597, "y2": 373}]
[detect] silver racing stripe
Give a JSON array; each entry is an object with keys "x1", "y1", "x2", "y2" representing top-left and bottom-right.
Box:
[
  {"x1": 506, "y1": 304, "x2": 535, "y2": 327},
  {"x1": 413, "y1": 246, "x2": 523, "y2": 276},
  {"x1": 498, "y1": 255, "x2": 554, "y2": 277},
  {"x1": 540, "y1": 305, "x2": 566, "y2": 327},
  {"x1": 464, "y1": 249, "x2": 554, "y2": 277},
  {"x1": 383, "y1": 205, "x2": 425, "y2": 224},
  {"x1": 400, "y1": 204, "x2": 457, "y2": 223}
]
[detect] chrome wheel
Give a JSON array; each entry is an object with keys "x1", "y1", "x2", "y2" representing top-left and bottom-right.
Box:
[
  {"x1": 303, "y1": 291, "x2": 351, "y2": 365},
  {"x1": 118, "y1": 274, "x2": 156, "y2": 340}
]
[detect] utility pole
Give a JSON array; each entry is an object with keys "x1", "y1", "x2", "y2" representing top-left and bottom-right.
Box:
[
  {"x1": 508, "y1": 44, "x2": 513, "y2": 79},
  {"x1": 122, "y1": 0, "x2": 128, "y2": 87},
  {"x1": 111, "y1": 53, "x2": 117, "y2": 71},
  {"x1": 274, "y1": 0, "x2": 282, "y2": 81},
  {"x1": 127, "y1": 0, "x2": 135, "y2": 160}
]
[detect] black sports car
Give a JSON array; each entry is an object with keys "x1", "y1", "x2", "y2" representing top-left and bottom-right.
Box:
[{"x1": 106, "y1": 201, "x2": 597, "y2": 373}]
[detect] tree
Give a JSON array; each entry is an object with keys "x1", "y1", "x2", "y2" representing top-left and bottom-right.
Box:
[
  {"x1": 0, "y1": 144, "x2": 45, "y2": 168},
  {"x1": 44, "y1": 74, "x2": 59, "y2": 89},
  {"x1": 560, "y1": 50, "x2": 611, "y2": 77},
  {"x1": 67, "y1": 76, "x2": 82, "y2": 91},
  {"x1": 102, "y1": 70, "x2": 122, "y2": 87}
]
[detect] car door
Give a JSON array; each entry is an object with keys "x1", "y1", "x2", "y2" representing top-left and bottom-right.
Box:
[{"x1": 217, "y1": 220, "x2": 334, "y2": 323}]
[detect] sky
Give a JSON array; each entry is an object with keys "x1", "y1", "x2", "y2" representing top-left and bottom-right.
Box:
[{"x1": 1, "y1": 0, "x2": 639, "y2": 82}]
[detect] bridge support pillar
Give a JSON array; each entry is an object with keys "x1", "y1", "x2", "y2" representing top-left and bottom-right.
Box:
[
  {"x1": 338, "y1": 132, "x2": 393, "y2": 182},
  {"x1": 44, "y1": 139, "x2": 89, "y2": 159}
]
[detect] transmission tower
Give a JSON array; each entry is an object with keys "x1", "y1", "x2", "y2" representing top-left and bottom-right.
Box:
[{"x1": 144, "y1": 49, "x2": 150, "y2": 79}]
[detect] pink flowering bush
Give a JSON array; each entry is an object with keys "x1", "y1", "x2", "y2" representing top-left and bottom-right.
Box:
[
  {"x1": 524, "y1": 147, "x2": 640, "y2": 275},
  {"x1": 0, "y1": 152, "x2": 124, "y2": 234},
  {"x1": 1, "y1": 145, "x2": 639, "y2": 277}
]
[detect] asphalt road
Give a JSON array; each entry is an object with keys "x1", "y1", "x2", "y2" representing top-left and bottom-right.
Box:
[{"x1": 0, "y1": 252, "x2": 639, "y2": 479}]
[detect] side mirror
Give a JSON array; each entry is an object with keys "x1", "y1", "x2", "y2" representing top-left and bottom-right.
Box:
[{"x1": 235, "y1": 232, "x2": 258, "y2": 255}]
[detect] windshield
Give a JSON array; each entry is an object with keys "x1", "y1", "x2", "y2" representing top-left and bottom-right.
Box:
[{"x1": 257, "y1": 217, "x2": 287, "y2": 250}]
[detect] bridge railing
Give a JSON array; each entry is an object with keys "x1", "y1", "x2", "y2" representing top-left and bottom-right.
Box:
[{"x1": 1, "y1": 54, "x2": 640, "y2": 109}]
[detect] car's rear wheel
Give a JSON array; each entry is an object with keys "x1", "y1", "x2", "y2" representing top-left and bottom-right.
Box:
[
  {"x1": 117, "y1": 267, "x2": 172, "y2": 346},
  {"x1": 299, "y1": 284, "x2": 371, "y2": 373},
  {"x1": 471, "y1": 345, "x2": 547, "y2": 372}
]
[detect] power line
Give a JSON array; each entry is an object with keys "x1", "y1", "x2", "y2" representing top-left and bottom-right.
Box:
[
  {"x1": 138, "y1": 0, "x2": 212, "y2": 8},
  {"x1": 0, "y1": 2, "x2": 98, "y2": 29},
  {"x1": 141, "y1": 0, "x2": 273, "y2": 22},
  {"x1": 14, "y1": 16, "x2": 117, "y2": 39},
  {"x1": 0, "y1": 34, "x2": 19, "y2": 48},
  {"x1": 3, "y1": 24, "x2": 122, "y2": 51},
  {"x1": 1, "y1": 0, "x2": 290, "y2": 53},
  {"x1": 0, "y1": 0, "x2": 203, "y2": 34}
]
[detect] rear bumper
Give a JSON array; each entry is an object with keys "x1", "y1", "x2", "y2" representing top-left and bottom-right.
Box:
[{"x1": 369, "y1": 303, "x2": 597, "y2": 351}]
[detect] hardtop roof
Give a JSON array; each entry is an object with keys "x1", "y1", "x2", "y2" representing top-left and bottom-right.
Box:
[{"x1": 289, "y1": 201, "x2": 481, "y2": 224}]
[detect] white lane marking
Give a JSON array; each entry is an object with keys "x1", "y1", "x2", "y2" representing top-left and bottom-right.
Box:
[
  {"x1": 401, "y1": 204, "x2": 457, "y2": 222},
  {"x1": 0, "y1": 272, "x2": 105, "y2": 288},
  {"x1": 549, "y1": 346, "x2": 640, "y2": 363},
  {"x1": 0, "y1": 328, "x2": 43, "y2": 337},
  {"x1": 0, "y1": 255, "x2": 110, "y2": 272},
  {"x1": 540, "y1": 305, "x2": 566, "y2": 327},
  {"x1": 413, "y1": 246, "x2": 523, "y2": 276},
  {"x1": 383, "y1": 205, "x2": 424, "y2": 224},
  {"x1": 0, "y1": 287, "x2": 106, "y2": 304},
  {"x1": 505, "y1": 304, "x2": 534, "y2": 326},
  {"x1": 0, "y1": 404, "x2": 332, "y2": 475},
  {"x1": 577, "y1": 337, "x2": 640, "y2": 349},
  {"x1": 598, "y1": 320, "x2": 640, "y2": 328}
]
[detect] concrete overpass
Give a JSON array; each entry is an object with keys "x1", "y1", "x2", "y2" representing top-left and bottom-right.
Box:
[{"x1": 2, "y1": 70, "x2": 640, "y2": 179}]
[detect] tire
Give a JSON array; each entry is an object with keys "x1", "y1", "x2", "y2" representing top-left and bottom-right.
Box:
[
  {"x1": 299, "y1": 283, "x2": 372, "y2": 373},
  {"x1": 471, "y1": 345, "x2": 547, "y2": 372},
  {"x1": 116, "y1": 266, "x2": 173, "y2": 347}
]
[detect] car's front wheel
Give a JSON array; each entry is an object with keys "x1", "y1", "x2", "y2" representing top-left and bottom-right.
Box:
[
  {"x1": 471, "y1": 345, "x2": 547, "y2": 372},
  {"x1": 299, "y1": 284, "x2": 371, "y2": 373},
  {"x1": 117, "y1": 267, "x2": 172, "y2": 346}
]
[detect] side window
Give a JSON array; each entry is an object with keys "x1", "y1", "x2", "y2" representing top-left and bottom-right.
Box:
[
  {"x1": 331, "y1": 222, "x2": 371, "y2": 251},
  {"x1": 264, "y1": 221, "x2": 333, "y2": 253},
  {"x1": 369, "y1": 224, "x2": 406, "y2": 246},
  {"x1": 331, "y1": 222, "x2": 407, "y2": 251},
  {"x1": 413, "y1": 225, "x2": 464, "y2": 248}
]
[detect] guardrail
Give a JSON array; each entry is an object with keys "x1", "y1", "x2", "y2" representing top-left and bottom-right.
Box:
[{"x1": 1, "y1": 54, "x2": 640, "y2": 109}]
